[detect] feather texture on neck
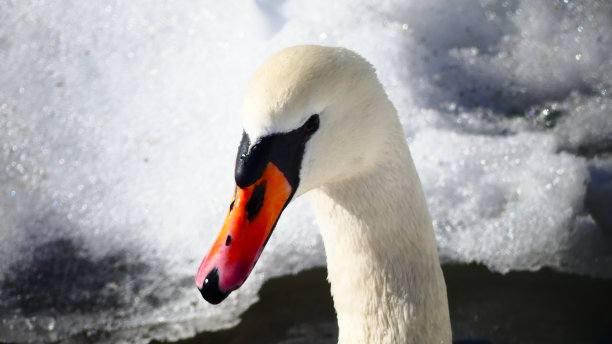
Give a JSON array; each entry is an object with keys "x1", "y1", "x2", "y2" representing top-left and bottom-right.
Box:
[{"x1": 308, "y1": 120, "x2": 451, "y2": 344}]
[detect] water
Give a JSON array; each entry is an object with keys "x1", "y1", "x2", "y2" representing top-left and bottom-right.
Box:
[
  {"x1": 158, "y1": 265, "x2": 612, "y2": 344},
  {"x1": 1, "y1": 0, "x2": 611, "y2": 342}
]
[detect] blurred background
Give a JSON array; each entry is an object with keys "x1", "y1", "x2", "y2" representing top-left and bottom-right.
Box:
[{"x1": 0, "y1": 0, "x2": 611, "y2": 343}]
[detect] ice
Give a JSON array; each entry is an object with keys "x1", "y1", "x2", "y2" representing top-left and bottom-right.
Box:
[
  {"x1": 413, "y1": 129, "x2": 591, "y2": 273},
  {"x1": 0, "y1": 0, "x2": 611, "y2": 342}
]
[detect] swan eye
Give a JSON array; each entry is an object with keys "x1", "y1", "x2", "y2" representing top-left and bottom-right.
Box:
[{"x1": 302, "y1": 114, "x2": 319, "y2": 135}]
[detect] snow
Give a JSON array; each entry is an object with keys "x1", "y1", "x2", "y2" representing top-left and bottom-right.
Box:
[{"x1": 0, "y1": 0, "x2": 610, "y2": 342}]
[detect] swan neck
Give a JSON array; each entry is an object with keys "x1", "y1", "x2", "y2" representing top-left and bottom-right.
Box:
[{"x1": 308, "y1": 137, "x2": 451, "y2": 344}]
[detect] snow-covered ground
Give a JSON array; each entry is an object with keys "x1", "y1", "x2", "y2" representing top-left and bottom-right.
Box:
[{"x1": 0, "y1": 0, "x2": 610, "y2": 342}]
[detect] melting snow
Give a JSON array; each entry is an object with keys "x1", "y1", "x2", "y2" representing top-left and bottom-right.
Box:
[{"x1": 0, "y1": 0, "x2": 611, "y2": 342}]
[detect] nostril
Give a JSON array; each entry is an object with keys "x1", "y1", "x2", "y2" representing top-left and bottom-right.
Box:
[
  {"x1": 199, "y1": 268, "x2": 229, "y2": 304},
  {"x1": 245, "y1": 182, "x2": 266, "y2": 221}
]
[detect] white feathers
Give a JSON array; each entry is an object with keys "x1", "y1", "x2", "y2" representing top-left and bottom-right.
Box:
[{"x1": 245, "y1": 45, "x2": 451, "y2": 343}]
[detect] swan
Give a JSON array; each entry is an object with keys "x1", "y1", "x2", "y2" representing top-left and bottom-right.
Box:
[{"x1": 196, "y1": 45, "x2": 451, "y2": 343}]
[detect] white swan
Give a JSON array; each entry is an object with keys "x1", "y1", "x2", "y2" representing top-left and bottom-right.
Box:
[{"x1": 196, "y1": 45, "x2": 451, "y2": 343}]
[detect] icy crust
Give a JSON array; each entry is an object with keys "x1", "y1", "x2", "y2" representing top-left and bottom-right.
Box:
[
  {"x1": 414, "y1": 129, "x2": 588, "y2": 273},
  {"x1": 1, "y1": 0, "x2": 611, "y2": 343}
]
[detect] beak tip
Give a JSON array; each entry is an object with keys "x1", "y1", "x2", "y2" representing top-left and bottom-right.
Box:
[{"x1": 198, "y1": 267, "x2": 230, "y2": 305}]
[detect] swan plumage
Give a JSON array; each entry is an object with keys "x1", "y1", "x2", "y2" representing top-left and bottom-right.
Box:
[{"x1": 197, "y1": 45, "x2": 451, "y2": 343}]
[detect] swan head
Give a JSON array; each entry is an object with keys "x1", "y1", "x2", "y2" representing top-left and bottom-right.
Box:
[
  {"x1": 196, "y1": 45, "x2": 397, "y2": 304},
  {"x1": 243, "y1": 45, "x2": 397, "y2": 196}
]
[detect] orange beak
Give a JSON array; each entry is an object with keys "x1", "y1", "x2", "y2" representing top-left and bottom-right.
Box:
[{"x1": 196, "y1": 162, "x2": 293, "y2": 303}]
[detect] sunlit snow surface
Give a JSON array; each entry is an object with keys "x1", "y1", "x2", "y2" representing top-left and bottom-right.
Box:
[{"x1": 1, "y1": 0, "x2": 611, "y2": 342}]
